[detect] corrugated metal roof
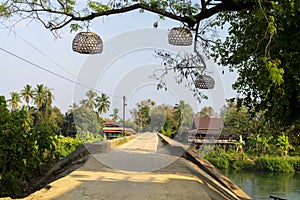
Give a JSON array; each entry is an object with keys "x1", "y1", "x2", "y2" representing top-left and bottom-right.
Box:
[{"x1": 194, "y1": 118, "x2": 224, "y2": 130}]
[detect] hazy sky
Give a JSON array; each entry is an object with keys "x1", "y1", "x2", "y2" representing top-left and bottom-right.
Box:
[{"x1": 0, "y1": 10, "x2": 238, "y2": 117}]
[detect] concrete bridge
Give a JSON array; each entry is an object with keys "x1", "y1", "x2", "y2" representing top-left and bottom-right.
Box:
[{"x1": 24, "y1": 132, "x2": 251, "y2": 200}]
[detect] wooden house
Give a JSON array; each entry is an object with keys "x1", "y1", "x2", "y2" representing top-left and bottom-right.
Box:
[
  {"x1": 103, "y1": 121, "x2": 135, "y2": 140},
  {"x1": 187, "y1": 117, "x2": 236, "y2": 145}
]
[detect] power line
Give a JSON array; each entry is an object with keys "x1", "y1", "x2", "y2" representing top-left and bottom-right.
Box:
[
  {"x1": 0, "y1": 46, "x2": 123, "y2": 99},
  {"x1": 0, "y1": 22, "x2": 77, "y2": 80},
  {"x1": 0, "y1": 22, "x2": 123, "y2": 99}
]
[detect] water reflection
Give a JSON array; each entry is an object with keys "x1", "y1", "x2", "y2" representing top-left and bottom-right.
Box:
[{"x1": 222, "y1": 171, "x2": 300, "y2": 200}]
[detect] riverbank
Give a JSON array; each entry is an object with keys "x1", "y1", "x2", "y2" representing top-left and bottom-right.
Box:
[
  {"x1": 202, "y1": 147, "x2": 300, "y2": 199},
  {"x1": 205, "y1": 153, "x2": 300, "y2": 173}
]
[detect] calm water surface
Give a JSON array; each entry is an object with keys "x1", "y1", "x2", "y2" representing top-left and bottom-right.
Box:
[{"x1": 223, "y1": 171, "x2": 300, "y2": 200}]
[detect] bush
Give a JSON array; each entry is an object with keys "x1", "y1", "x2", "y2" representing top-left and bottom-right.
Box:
[
  {"x1": 160, "y1": 127, "x2": 173, "y2": 138},
  {"x1": 256, "y1": 156, "x2": 294, "y2": 173},
  {"x1": 78, "y1": 131, "x2": 105, "y2": 143},
  {"x1": 206, "y1": 152, "x2": 254, "y2": 171},
  {"x1": 55, "y1": 136, "x2": 83, "y2": 159},
  {"x1": 231, "y1": 160, "x2": 255, "y2": 171},
  {"x1": 0, "y1": 97, "x2": 83, "y2": 198},
  {"x1": 0, "y1": 117, "x2": 58, "y2": 197},
  {"x1": 115, "y1": 137, "x2": 129, "y2": 146},
  {"x1": 287, "y1": 157, "x2": 300, "y2": 172},
  {"x1": 288, "y1": 145, "x2": 300, "y2": 156},
  {"x1": 206, "y1": 156, "x2": 230, "y2": 170},
  {"x1": 203, "y1": 144, "x2": 300, "y2": 173}
]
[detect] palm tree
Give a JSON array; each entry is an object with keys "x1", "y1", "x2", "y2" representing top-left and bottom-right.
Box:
[
  {"x1": 79, "y1": 99, "x2": 87, "y2": 107},
  {"x1": 7, "y1": 92, "x2": 22, "y2": 111},
  {"x1": 96, "y1": 93, "x2": 110, "y2": 115},
  {"x1": 110, "y1": 108, "x2": 120, "y2": 121},
  {"x1": 84, "y1": 90, "x2": 97, "y2": 110},
  {"x1": 198, "y1": 106, "x2": 217, "y2": 118},
  {"x1": 174, "y1": 100, "x2": 194, "y2": 132},
  {"x1": 69, "y1": 103, "x2": 78, "y2": 111},
  {"x1": 34, "y1": 84, "x2": 47, "y2": 110},
  {"x1": 20, "y1": 84, "x2": 34, "y2": 107},
  {"x1": 20, "y1": 106, "x2": 34, "y2": 132},
  {"x1": 174, "y1": 100, "x2": 186, "y2": 119},
  {"x1": 45, "y1": 88, "x2": 54, "y2": 108},
  {"x1": 33, "y1": 84, "x2": 53, "y2": 114}
]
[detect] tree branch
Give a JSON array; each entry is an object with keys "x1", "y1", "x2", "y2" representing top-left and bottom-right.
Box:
[
  {"x1": 2, "y1": 1, "x2": 258, "y2": 32},
  {"x1": 51, "y1": 3, "x2": 194, "y2": 30},
  {"x1": 195, "y1": 0, "x2": 255, "y2": 22},
  {"x1": 54, "y1": 1, "x2": 255, "y2": 30}
]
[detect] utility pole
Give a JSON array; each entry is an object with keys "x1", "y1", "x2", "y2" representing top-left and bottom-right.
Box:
[{"x1": 123, "y1": 96, "x2": 127, "y2": 135}]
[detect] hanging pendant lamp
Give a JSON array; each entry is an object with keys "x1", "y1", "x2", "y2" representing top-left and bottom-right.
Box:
[
  {"x1": 72, "y1": 32, "x2": 103, "y2": 54},
  {"x1": 168, "y1": 27, "x2": 193, "y2": 46},
  {"x1": 194, "y1": 75, "x2": 215, "y2": 89}
]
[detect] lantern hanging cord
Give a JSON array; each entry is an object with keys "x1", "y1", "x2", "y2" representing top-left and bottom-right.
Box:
[
  {"x1": 193, "y1": 21, "x2": 207, "y2": 74},
  {"x1": 84, "y1": 21, "x2": 91, "y2": 32}
]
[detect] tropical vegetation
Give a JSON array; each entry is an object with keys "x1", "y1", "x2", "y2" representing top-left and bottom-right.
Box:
[
  {"x1": 1, "y1": 0, "x2": 300, "y2": 196},
  {"x1": 204, "y1": 145, "x2": 300, "y2": 173},
  {"x1": 203, "y1": 100, "x2": 300, "y2": 173},
  {"x1": 1, "y1": 1, "x2": 299, "y2": 142},
  {"x1": 210, "y1": 0, "x2": 300, "y2": 142},
  {"x1": 1, "y1": 1, "x2": 299, "y2": 130},
  {"x1": 130, "y1": 99, "x2": 194, "y2": 138},
  {"x1": 0, "y1": 86, "x2": 109, "y2": 198},
  {"x1": 110, "y1": 108, "x2": 120, "y2": 122}
]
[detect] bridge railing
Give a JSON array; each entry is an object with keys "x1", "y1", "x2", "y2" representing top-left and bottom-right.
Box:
[{"x1": 157, "y1": 133, "x2": 252, "y2": 200}]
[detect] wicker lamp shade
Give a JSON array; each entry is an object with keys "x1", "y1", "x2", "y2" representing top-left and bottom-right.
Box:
[
  {"x1": 195, "y1": 75, "x2": 215, "y2": 89},
  {"x1": 168, "y1": 27, "x2": 193, "y2": 46},
  {"x1": 72, "y1": 32, "x2": 103, "y2": 54}
]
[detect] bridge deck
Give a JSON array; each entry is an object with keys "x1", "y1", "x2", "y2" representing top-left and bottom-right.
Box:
[{"x1": 23, "y1": 132, "x2": 246, "y2": 200}]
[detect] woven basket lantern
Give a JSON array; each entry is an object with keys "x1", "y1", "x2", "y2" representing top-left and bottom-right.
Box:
[
  {"x1": 168, "y1": 27, "x2": 193, "y2": 46},
  {"x1": 194, "y1": 75, "x2": 215, "y2": 89},
  {"x1": 72, "y1": 32, "x2": 103, "y2": 54}
]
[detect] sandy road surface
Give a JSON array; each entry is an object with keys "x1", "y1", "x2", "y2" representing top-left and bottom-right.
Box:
[{"x1": 24, "y1": 133, "x2": 216, "y2": 200}]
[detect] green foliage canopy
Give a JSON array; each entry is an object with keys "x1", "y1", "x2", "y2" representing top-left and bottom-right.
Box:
[
  {"x1": 212, "y1": 1, "x2": 300, "y2": 129},
  {"x1": 0, "y1": 96, "x2": 58, "y2": 197},
  {"x1": 0, "y1": 0, "x2": 255, "y2": 32},
  {"x1": 1, "y1": 1, "x2": 299, "y2": 136}
]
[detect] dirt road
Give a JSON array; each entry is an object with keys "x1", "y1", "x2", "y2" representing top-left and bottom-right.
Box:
[{"x1": 24, "y1": 133, "x2": 219, "y2": 200}]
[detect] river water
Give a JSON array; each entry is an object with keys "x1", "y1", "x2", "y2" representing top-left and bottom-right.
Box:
[{"x1": 222, "y1": 171, "x2": 300, "y2": 200}]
